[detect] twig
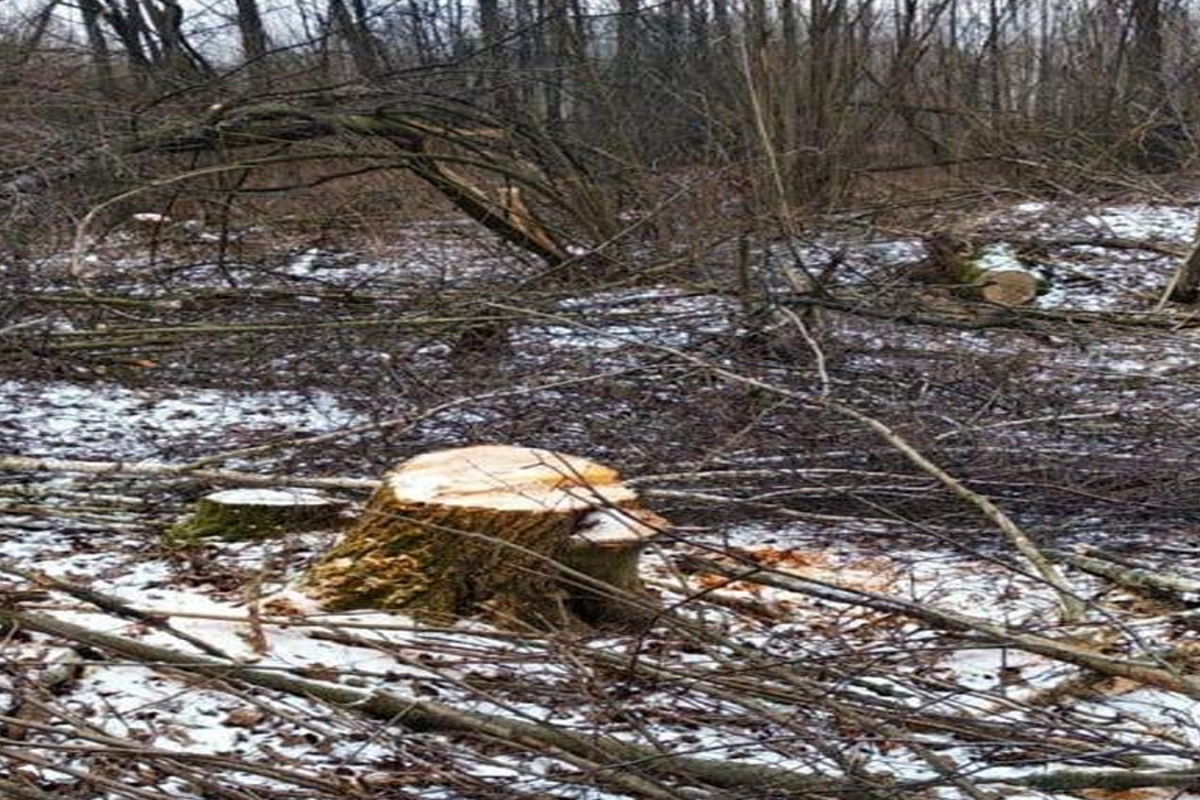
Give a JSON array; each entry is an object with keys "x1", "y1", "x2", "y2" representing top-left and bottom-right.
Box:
[
  {"x1": 825, "y1": 401, "x2": 1086, "y2": 622},
  {"x1": 0, "y1": 608, "x2": 895, "y2": 799},
  {"x1": 777, "y1": 306, "x2": 831, "y2": 398},
  {"x1": 179, "y1": 363, "x2": 656, "y2": 469},
  {"x1": 0, "y1": 561, "x2": 239, "y2": 661},
  {"x1": 0, "y1": 455, "x2": 378, "y2": 492},
  {"x1": 688, "y1": 555, "x2": 1200, "y2": 698}
]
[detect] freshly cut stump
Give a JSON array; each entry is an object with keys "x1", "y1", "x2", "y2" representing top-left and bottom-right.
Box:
[
  {"x1": 168, "y1": 488, "x2": 349, "y2": 543},
  {"x1": 302, "y1": 445, "x2": 665, "y2": 627},
  {"x1": 979, "y1": 269, "x2": 1039, "y2": 306}
]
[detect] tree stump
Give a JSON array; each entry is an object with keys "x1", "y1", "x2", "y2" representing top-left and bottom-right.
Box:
[
  {"x1": 301, "y1": 445, "x2": 665, "y2": 627},
  {"x1": 168, "y1": 488, "x2": 349, "y2": 544}
]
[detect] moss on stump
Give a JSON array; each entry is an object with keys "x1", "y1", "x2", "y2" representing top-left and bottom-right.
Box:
[
  {"x1": 168, "y1": 488, "x2": 348, "y2": 544},
  {"x1": 302, "y1": 445, "x2": 665, "y2": 628}
]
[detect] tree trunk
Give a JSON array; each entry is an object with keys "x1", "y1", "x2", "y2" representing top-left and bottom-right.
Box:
[
  {"x1": 477, "y1": 0, "x2": 514, "y2": 115},
  {"x1": 142, "y1": 0, "x2": 214, "y2": 83},
  {"x1": 539, "y1": 0, "x2": 570, "y2": 136},
  {"x1": 79, "y1": 0, "x2": 119, "y2": 97},
  {"x1": 95, "y1": 0, "x2": 153, "y2": 89},
  {"x1": 328, "y1": 0, "x2": 384, "y2": 79},
  {"x1": 234, "y1": 0, "x2": 271, "y2": 92},
  {"x1": 1125, "y1": 0, "x2": 1185, "y2": 171},
  {"x1": 1129, "y1": 0, "x2": 1166, "y2": 102},
  {"x1": 2, "y1": 1, "x2": 59, "y2": 87},
  {"x1": 302, "y1": 445, "x2": 665, "y2": 627},
  {"x1": 615, "y1": 0, "x2": 639, "y2": 92}
]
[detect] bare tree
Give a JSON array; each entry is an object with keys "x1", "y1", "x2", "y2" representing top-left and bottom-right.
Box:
[
  {"x1": 78, "y1": 0, "x2": 118, "y2": 96},
  {"x1": 328, "y1": 0, "x2": 387, "y2": 79},
  {"x1": 1124, "y1": 0, "x2": 1186, "y2": 171},
  {"x1": 234, "y1": 0, "x2": 271, "y2": 92}
]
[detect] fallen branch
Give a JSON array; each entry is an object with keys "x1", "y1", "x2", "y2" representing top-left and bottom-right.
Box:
[
  {"x1": 0, "y1": 455, "x2": 378, "y2": 492},
  {"x1": 8, "y1": 102, "x2": 596, "y2": 271},
  {"x1": 1008, "y1": 235, "x2": 1188, "y2": 259},
  {"x1": 0, "y1": 560, "x2": 238, "y2": 661},
  {"x1": 0, "y1": 777, "x2": 64, "y2": 800},
  {"x1": 991, "y1": 767, "x2": 1200, "y2": 792},
  {"x1": 180, "y1": 363, "x2": 655, "y2": 469},
  {"x1": 826, "y1": 401, "x2": 1086, "y2": 622},
  {"x1": 1053, "y1": 547, "x2": 1200, "y2": 597},
  {"x1": 784, "y1": 293, "x2": 1200, "y2": 330},
  {"x1": 687, "y1": 555, "x2": 1200, "y2": 699},
  {"x1": 0, "y1": 608, "x2": 896, "y2": 799},
  {"x1": 486, "y1": 300, "x2": 1088, "y2": 621}
]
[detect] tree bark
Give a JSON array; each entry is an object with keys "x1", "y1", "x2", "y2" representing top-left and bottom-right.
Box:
[
  {"x1": 79, "y1": 0, "x2": 119, "y2": 97},
  {"x1": 234, "y1": 0, "x2": 271, "y2": 92},
  {"x1": 302, "y1": 445, "x2": 664, "y2": 626},
  {"x1": 328, "y1": 0, "x2": 385, "y2": 79}
]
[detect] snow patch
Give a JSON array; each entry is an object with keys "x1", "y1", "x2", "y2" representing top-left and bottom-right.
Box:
[{"x1": 208, "y1": 488, "x2": 334, "y2": 506}]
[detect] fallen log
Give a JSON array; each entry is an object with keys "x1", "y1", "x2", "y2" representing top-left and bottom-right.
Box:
[{"x1": 978, "y1": 269, "x2": 1039, "y2": 306}]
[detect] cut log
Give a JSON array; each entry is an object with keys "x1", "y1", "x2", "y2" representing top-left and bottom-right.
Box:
[
  {"x1": 168, "y1": 488, "x2": 349, "y2": 544},
  {"x1": 301, "y1": 445, "x2": 665, "y2": 627},
  {"x1": 979, "y1": 269, "x2": 1039, "y2": 306},
  {"x1": 909, "y1": 235, "x2": 1040, "y2": 307}
]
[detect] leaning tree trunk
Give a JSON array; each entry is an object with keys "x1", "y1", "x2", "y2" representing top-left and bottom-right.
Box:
[{"x1": 302, "y1": 445, "x2": 665, "y2": 628}]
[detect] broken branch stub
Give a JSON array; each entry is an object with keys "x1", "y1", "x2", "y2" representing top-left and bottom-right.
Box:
[{"x1": 302, "y1": 445, "x2": 665, "y2": 627}]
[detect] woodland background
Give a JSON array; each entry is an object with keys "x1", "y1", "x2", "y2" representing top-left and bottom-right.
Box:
[{"x1": 3, "y1": 2, "x2": 1200, "y2": 800}]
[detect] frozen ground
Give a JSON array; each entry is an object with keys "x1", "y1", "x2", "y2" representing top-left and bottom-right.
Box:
[{"x1": 3, "y1": 200, "x2": 1200, "y2": 799}]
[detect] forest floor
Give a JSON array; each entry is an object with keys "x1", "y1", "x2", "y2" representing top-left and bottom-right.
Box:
[{"x1": 2, "y1": 195, "x2": 1200, "y2": 799}]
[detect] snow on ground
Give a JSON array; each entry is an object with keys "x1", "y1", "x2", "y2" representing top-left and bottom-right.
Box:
[
  {"x1": 52, "y1": 218, "x2": 536, "y2": 293},
  {"x1": 0, "y1": 379, "x2": 360, "y2": 459},
  {"x1": 4, "y1": 199, "x2": 1200, "y2": 798},
  {"x1": 1082, "y1": 204, "x2": 1198, "y2": 241},
  {"x1": 0, "y1": 516, "x2": 1130, "y2": 793}
]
